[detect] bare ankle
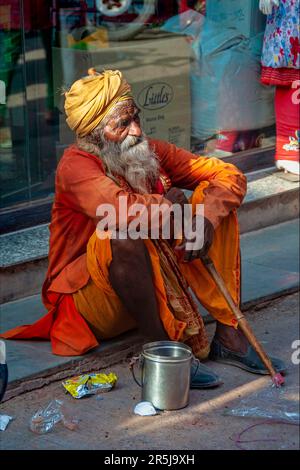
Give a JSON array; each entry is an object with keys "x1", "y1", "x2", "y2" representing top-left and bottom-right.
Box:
[{"x1": 214, "y1": 322, "x2": 249, "y2": 354}]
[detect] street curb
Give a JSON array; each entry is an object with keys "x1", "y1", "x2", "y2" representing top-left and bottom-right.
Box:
[
  {"x1": 2, "y1": 289, "x2": 298, "y2": 403},
  {"x1": 239, "y1": 187, "x2": 299, "y2": 234},
  {"x1": 3, "y1": 334, "x2": 145, "y2": 403},
  {"x1": 0, "y1": 257, "x2": 47, "y2": 304}
]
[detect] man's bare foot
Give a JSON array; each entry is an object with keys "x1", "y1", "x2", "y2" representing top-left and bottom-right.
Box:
[{"x1": 214, "y1": 322, "x2": 249, "y2": 354}]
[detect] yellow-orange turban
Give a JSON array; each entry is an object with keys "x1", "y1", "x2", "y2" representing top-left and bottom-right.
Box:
[{"x1": 64, "y1": 69, "x2": 132, "y2": 137}]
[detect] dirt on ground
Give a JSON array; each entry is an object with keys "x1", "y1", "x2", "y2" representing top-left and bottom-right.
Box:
[{"x1": 0, "y1": 292, "x2": 299, "y2": 450}]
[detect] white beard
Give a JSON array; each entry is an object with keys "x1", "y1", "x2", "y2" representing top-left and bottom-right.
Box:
[{"x1": 100, "y1": 135, "x2": 160, "y2": 194}]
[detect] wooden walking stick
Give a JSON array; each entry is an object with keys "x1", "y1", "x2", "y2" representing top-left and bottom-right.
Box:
[{"x1": 202, "y1": 256, "x2": 285, "y2": 387}]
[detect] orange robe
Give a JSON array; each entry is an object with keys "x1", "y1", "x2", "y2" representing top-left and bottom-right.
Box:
[{"x1": 1, "y1": 140, "x2": 247, "y2": 355}]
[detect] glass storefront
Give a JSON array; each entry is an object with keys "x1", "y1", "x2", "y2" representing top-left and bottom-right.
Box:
[{"x1": 0, "y1": 0, "x2": 276, "y2": 216}]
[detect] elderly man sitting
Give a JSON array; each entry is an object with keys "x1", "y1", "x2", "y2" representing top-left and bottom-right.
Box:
[{"x1": 2, "y1": 69, "x2": 285, "y2": 387}]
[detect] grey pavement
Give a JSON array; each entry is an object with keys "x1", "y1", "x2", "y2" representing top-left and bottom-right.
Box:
[
  {"x1": 241, "y1": 219, "x2": 299, "y2": 303},
  {"x1": 0, "y1": 292, "x2": 299, "y2": 450},
  {"x1": 0, "y1": 219, "x2": 299, "y2": 386}
]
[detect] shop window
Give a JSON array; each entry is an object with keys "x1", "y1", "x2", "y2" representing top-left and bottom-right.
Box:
[{"x1": 0, "y1": 0, "x2": 277, "y2": 217}]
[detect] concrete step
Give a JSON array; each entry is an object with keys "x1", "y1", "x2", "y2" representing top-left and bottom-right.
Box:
[
  {"x1": 1, "y1": 219, "x2": 298, "y2": 401},
  {"x1": 0, "y1": 168, "x2": 299, "y2": 303},
  {"x1": 238, "y1": 168, "x2": 299, "y2": 234}
]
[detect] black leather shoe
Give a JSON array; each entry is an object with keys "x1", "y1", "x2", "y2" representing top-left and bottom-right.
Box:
[
  {"x1": 190, "y1": 359, "x2": 223, "y2": 389},
  {"x1": 209, "y1": 338, "x2": 287, "y2": 375}
]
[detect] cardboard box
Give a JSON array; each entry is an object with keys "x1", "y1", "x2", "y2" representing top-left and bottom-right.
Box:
[{"x1": 53, "y1": 33, "x2": 191, "y2": 150}]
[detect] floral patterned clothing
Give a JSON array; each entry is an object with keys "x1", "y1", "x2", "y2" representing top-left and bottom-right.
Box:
[{"x1": 261, "y1": 0, "x2": 300, "y2": 85}]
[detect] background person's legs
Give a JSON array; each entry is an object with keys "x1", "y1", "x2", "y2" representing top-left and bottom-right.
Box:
[{"x1": 275, "y1": 85, "x2": 300, "y2": 175}]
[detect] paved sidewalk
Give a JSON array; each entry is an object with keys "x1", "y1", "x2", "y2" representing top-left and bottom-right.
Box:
[
  {"x1": 241, "y1": 219, "x2": 299, "y2": 304},
  {"x1": 1, "y1": 293, "x2": 299, "y2": 450},
  {"x1": 0, "y1": 219, "x2": 299, "y2": 387}
]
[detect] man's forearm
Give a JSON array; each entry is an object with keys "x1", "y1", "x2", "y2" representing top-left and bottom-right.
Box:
[{"x1": 200, "y1": 174, "x2": 247, "y2": 229}]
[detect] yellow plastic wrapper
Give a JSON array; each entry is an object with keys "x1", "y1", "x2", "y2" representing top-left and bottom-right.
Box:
[{"x1": 62, "y1": 372, "x2": 118, "y2": 399}]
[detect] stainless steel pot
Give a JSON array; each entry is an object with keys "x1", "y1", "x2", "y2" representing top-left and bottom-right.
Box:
[{"x1": 131, "y1": 341, "x2": 193, "y2": 410}]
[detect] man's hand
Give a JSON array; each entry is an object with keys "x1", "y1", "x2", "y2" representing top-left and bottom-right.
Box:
[
  {"x1": 164, "y1": 188, "x2": 189, "y2": 244},
  {"x1": 164, "y1": 187, "x2": 189, "y2": 208},
  {"x1": 175, "y1": 215, "x2": 214, "y2": 263}
]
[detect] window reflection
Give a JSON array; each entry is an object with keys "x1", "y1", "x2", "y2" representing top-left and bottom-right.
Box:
[{"x1": 0, "y1": 1, "x2": 277, "y2": 213}]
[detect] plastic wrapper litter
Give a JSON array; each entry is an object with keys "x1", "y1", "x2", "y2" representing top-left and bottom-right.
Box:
[
  {"x1": 0, "y1": 414, "x2": 13, "y2": 431},
  {"x1": 62, "y1": 372, "x2": 118, "y2": 399},
  {"x1": 225, "y1": 385, "x2": 300, "y2": 424},
  {"x1": 30, "y1": 399, "x2": 79, "y2": 434}
]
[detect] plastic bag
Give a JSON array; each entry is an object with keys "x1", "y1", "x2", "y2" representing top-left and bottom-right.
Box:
[
  {"x1": 0, "y1": 414, "x2": 13, "y2": 431},
  {"x1": 30, "y1": 399, "x2": 78, "y2": 434},
  {"x1": 225, "y1": 385, "x2": 300, "y2": 424},
  {"x1": 163, "y1": 10, "x2": 275, "y2": 140}
]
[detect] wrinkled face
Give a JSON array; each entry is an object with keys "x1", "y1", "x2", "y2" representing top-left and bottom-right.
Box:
[
  {"x1": 76, "y1": 98, "x2": 160, "y2": 194},
  {"x1": 103, "y1": 99, "x2": 142, "y2": 144}
]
